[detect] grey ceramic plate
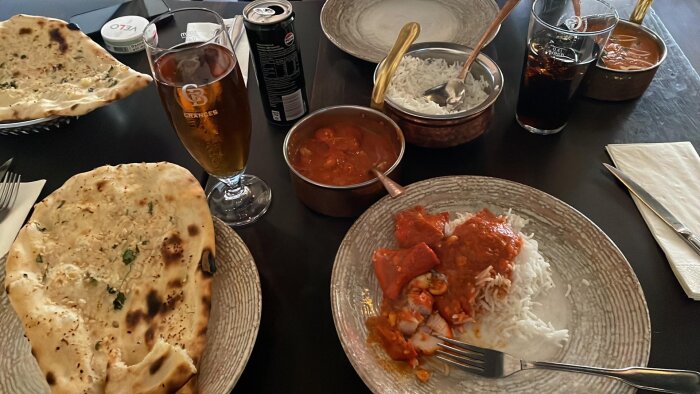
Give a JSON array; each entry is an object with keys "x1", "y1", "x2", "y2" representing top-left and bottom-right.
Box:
[
  {"x1": 0, "y1": 218, "x2": 261, "y2": 393},
  {"x1": 320, "y1": 0, "x2": 500, "y2": 63},
  {"x1": 331, "y1": 176, "x2": 651, "y2": 393}
]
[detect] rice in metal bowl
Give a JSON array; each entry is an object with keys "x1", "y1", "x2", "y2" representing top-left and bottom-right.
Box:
[{"x1": 386, "y1": 55, "x2": 490, "y2": 116}]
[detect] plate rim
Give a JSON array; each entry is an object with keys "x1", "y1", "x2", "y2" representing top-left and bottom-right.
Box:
[
  {"x1": 330, "y1": 175, "x2": 651, "y2": 392},
  {"x1": 320, "y1": 0, "x2": 501, "y2": 63},
  {"x1": 210, "y1": 217, "x2": 262, "y2": 393}
]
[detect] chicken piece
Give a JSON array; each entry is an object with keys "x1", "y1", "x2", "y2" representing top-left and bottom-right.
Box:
[
  {"x1": 409, "y1": 313, "x2": 453, "y2": 355},
  {"x1": 425, "y1": 312, "x2": 453, "y2": 338},
  {"x1": 372, "y1": 242, "x2": 440, "y2": 300},
  {"x1": 394, "y1": 206, "x2": 449, "y2": 249},
  {"x1": 396, "y1": 309, "x2": 424, "y2": 336},
  {"x1": 366, "y1": 316, "x2": 418, "y2": 363},
  {"x1": 407, "y1": 287, "x2": 433, "y2": 317},
  {"x1": 410, "y1": 329, "x2": 441, "y2": 355}
]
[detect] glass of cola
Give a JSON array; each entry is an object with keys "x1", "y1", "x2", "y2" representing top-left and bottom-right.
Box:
[{"x1": 516, "y1": 0, "x2": 618, "y2": 135}]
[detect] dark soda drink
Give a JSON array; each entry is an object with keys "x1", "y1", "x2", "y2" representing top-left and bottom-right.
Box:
[
  {"x1": 516, "y1": 32, "x2": 598, "y2": 133},
  {"x1": 243, "y1": 0, "x2": 309, "y2": 126}
]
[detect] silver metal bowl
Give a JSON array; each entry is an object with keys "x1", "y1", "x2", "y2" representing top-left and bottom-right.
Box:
[{"x1": 374, "y1": 42, "x2": 503, "y2": 148}]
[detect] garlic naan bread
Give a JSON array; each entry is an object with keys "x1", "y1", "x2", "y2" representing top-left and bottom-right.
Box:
[
  {"x1": 0, "y1": 14, "x2": 152, "y2": 122},
  {"x1": 4, "y1": 162, "x2": 215, "y2": 393}
]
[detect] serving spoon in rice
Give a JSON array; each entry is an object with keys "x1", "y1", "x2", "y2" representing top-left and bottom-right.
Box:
[{"x1": 423, "y1": 0, "x2": 520, "y2": 108}]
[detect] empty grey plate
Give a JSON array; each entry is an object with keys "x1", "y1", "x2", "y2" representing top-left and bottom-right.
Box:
[
  {"x1": 331, "y1": 176, "x2": 650, "y2": 393},
  {"x1": 320, "y1": 0, "x2": 500, "y2": 63},
  {"x1": 0, "y1": 218, "x2": 261, "y2": 393}
]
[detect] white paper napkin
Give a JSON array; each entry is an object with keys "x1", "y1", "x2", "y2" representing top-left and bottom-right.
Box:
[
  {"x1": 0, "y1": 180, "x2": 46, "y2": 257},
  {"x1": 607, "y1": 142, "x2": 700, "y2": 300},
  {"x1": 186, "y1": 16, "x2": 250, "y2": 86}
]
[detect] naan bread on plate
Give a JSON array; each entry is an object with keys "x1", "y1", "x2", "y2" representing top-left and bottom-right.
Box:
[
  {"x1": 4, "y1": 162, "x2": 215, "y2": 393},
  {"x1": 0, "y1": 14, "x2": 152, "y2": 122}
]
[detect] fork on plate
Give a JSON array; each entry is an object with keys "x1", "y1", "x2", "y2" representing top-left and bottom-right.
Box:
[
  {"x1": 0, "y1": 171, "x2": 21, "y2": 215},
  {"x1": 435, "y1": 335, "x2": 700, "y2": 393}
]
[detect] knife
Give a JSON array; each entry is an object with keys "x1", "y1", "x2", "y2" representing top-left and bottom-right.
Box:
[
  {"x1": 0, "y1": 158, "x2": 12, "y2": 182},
  {"x1": 604, "y1": 163, "x2": 700, "y2": 256}
]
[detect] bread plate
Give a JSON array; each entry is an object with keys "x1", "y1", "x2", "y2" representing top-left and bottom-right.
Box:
[{"x1": 0, "y1": 217, "x2": 262, "y2": 393}]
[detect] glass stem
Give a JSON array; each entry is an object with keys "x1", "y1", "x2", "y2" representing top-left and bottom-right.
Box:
[{"x1": 219, "y1": 172, "x2": 247, "y2": 201}]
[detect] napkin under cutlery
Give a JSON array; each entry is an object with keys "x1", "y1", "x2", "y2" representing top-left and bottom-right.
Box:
[
  {"x1": 0, "y1": 180, "x2": 45, "y2": 257},
  {"x1": 186, "y1": 15, "x2": 250, "y2": 86},
  {"x1": 607, "y1": 142, "x2": 700, "y2": 300}
]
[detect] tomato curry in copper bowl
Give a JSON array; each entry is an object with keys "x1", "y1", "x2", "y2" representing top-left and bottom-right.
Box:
[
  {"x1": 582, "y1": 20, "x2": 667, "y2": 101},
  {"x1": 283, "y1": 105, "x2": 405, "y2": 217}
]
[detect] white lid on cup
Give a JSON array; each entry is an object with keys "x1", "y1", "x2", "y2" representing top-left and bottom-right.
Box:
[{"x1": 100, "y1": 15, "x2": 149, "y2": 54}]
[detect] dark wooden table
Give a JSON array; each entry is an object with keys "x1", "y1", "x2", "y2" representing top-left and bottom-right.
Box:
[{"x1": 1, "y1": 1, "x2": 699, "y2": 393}]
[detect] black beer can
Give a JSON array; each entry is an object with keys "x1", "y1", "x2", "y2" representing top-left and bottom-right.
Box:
[{"x1": 243, "y1": 0, "x2": 309, "y2": 125}]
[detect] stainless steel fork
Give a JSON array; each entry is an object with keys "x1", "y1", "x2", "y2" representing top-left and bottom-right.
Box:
[
  {"x1": 435, "y1": 335, "x2": 700, "y2": 393},
  {"x1": 0, "y1": 171, "x2": 21, "y2": 214}
]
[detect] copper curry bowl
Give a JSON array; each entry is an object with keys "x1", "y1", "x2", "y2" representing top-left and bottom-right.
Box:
[
  {"x1": 582, "y1": 20, "x2": 667, "y2": 101},
  {"x1": 283, "y1": 105, "x2": 405, "y2": 218}
]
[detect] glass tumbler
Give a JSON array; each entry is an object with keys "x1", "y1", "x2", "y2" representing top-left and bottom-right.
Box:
[{"x1": 515, "y1": 0, "x2": 618, "y2": 135}]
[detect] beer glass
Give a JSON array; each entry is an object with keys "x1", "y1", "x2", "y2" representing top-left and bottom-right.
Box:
[
  {"x1": 144, "y1": 8, "x2": 271, "y2": 226},
  {"x1": 515, "y1": 0, "x2": 618, "y2": 135}
]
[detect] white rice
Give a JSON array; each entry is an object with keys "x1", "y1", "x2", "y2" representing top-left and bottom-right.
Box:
[
  {"x1": 385, "y1": 55, "x2": 490, "y2": 115},
  {"x1": 444, "y1": 212, "x2": 569, "y2": 359}
]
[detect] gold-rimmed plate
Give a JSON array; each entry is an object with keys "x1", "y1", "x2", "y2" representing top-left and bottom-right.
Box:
[
  {"x1": 0, "y1": 217, "x2": 261, "y2": 393},
  {"x1": 320, "y1": 0, "x2": 500, "y2": 63},
  {"x1": 331, "y1": 176, "x2": 650, "y2": 393}
]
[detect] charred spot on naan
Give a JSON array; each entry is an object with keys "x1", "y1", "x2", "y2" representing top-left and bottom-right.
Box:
[
  {"x1": 145, "y1": 326, "x2": 156, "y2": 348},
  {"x1": 149, "y1": 353, "x2": 168, "y2": 375},
  {"x1": 147, "y1": 290, "x2": 162, "y2": 318},
  {"x1": 161, "y1": 234, "x2": 184, "y2": 265},
  {"x1": 164, "y1": 292, "x2": 184, "y2": 313},
  {"x1": 197, "y1": 326, "x2": 207, "y2": 338},
  {"x1": 167, "y1": 279, "x2": 183, "y2": 289},
  {"x1": 125, "y1": 309, "x2": 145, "y2": 329},
  {"x1": 201, "y1": 295, "x2": 211, "y2": 312},
  {"x1": 48, "y1": 27, "x2": 68, "y2": 53},
  {"x1": 187, "y1": 224, "x2": 199, "y2": 237},
  {"x1": 46, "y1": 371, "x2": 56, "y2": 385}
]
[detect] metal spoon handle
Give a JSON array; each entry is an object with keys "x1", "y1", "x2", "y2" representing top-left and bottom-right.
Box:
[
  {"x1": 630, "y1": 0, "x2": 654, "y2": 25},
  {"x1": 371, "y1": 168, "x2": 405, "y2": 198},
  {"x1": 371, "y1": 22, "x2": 421, "y2": 111},
  {"x1": 457, "y1": 0, "x2": 521, "y2": 80}
]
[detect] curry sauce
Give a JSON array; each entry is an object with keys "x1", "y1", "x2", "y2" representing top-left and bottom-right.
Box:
[{"x1": 600, "y1": 23, "x2": 660, "y2": 71}]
